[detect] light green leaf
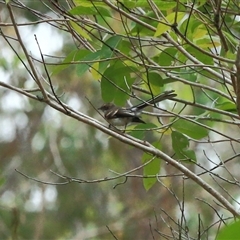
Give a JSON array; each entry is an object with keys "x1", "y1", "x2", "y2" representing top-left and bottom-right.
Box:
[
  {"x1": 216, "y1": 221, "x2": 240, "y2": 240},
  {"x1": 91, "y1": 62, "x2": 100, "y2": 80},
  {"x1": 172, "y1": 119, "x2": 208, "y2": 139},
  {"x1": 195, "y1": 36, "x2": 221, "y2": 48},
  {"x1": 73, "y1": 0, "x2": 106, "y2": 7},
  {"x1": 155, "y1": 12, "x2": 185, "y2": 36},
  {"x1": 123, "y1": 0, "x2": 176, "y2": 10},
  {"x1": 192, "y1": 25, "x2": 207, "y2": 40},
  {"x1": 154, "y1": 1, "x2": 177, "y2": 10},
  {"x1": 154, "y1": 23, "x2": 171, "y2": 37},
  {"x1": 142, "y1": 149, "x2": 161, "y2": 191},
  {"x1": 51, "y1": 49, "x2": 90, "y2": 76},
  {"x1": 69, "y1": 6, "x2": 111, "y2": 17},
  {"x1": 69, "y1": 21, "x2": 91, "y2": 40}
]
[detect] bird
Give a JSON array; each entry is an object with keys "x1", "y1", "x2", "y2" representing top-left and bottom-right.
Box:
[{"x1": 98, "y1": 90, "x2": 176, "y2": 127}]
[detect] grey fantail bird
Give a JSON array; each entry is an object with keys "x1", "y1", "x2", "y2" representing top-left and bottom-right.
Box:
[{"x1": 98, "y1": 90, "x2": 176, "y2": 126}]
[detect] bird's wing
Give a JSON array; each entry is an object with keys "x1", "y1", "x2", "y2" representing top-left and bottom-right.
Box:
[{"x1": 105, "y1": 108, "x2": 137, "y2": 119}]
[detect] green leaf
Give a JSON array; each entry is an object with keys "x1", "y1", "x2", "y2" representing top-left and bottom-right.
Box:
[
  {"x1": 216, "y1": 101, "x2": 237, "y2": 112},
  {"x1": 130, "y1": 123, "x2": 158, "y2": 139},
  {"x1": 130, "y1": 11, "x2": 158, "y2": 36},
  {"x1": 122, "y1": 0, "x2": 136, "y2": 9},
  {"x1": 222, "y1": 30, "x2": 239, "y2": 54},
  {"x1": 147, "y1": 72, "x2": 164, "y2": 95},
  {"x1": 185, "y1": 46, "x2": 214, "y2": 65},
  {"x1": 155, "y1": 12, "x2": 185, "y2": 36},
  {"x1": 178, "y1": 68, "x2": 197, "y2": 82},
  {"x1": 142, "y1": 149, "x2": 161, "y2": 191},
  {"x1": 69, "y1": 21, "x2": 91, "y2": 40},
  {"x1": 172, "y1": 119, "x2": 208, "y2": 139},
  {"x1": 172, "y1": 131, "x2": 196, "y2": 162},
  {"x1": 99, "y1": 36, "x2": 122, "y2": 73},
  {"x1": 101, "y1": 61, "x2": 134, "y2": 105},
  {"x1": 101, "y1": 36, "x2": 122, "y2": 57},
  {"x1": 69, "y1": 6, "x2": 96, "y2": 15},
  {"x1": 144, "y1": 72, "x2": 177, "y2": 94},
  {"x1": 91, "y1": 62, "x2": 100, "y2": 80},
  {"x1": 192, "y1": 25, "x2": 207, "y2": 40},
  {"x1": 0, "y1": 176, "x2": 5, "y2": 187},
  {"x1": 76, "y1": 50, "x2": 102, "y2": 77},
  {"x1": 196, "y1": 0, "x2": 208, "y2": 7},
  {"x1": 154, "y1": 1, "x2": 177, "y2": 10},
  {"x1": 51, "y1": 49, "x2": 91, "y2": 76},
  {"x1": 154, "y1": 23, "x2": 171, "y2": 37},
  {"x1": 195, "y1": 36, "x2": 221, "y2": 49},
  {"x1": 123, "y1": 0, "x2": 176, "y2": 9},
  {"x1": 123, "y1": 0, "x2": 176, "y2": 10},
  {"x1": 118, "y1": 40, "x2": 132, "y2": 55},
  {"x1": 73, "y1": 0, "x2": 106, "y2": 7},
  {"x1": 101, "y1": 77, "x2": 116, "y2": 103},
  {"x1": 69, "y1": 6, "x2": 111, "y2": 17},
  {"x1": 157, "y1": 47, "x2": 178, "y2": 66},
  {"x1": 216, "y1": 221, "x2": 240, "y2": 240}
]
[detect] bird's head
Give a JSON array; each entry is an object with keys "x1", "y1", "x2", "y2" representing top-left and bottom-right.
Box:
[{"x1": 98, "y1": 103, "x2": 115, "y2": 113}]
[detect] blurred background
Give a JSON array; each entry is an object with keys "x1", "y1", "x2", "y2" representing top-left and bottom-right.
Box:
[{"x1": 0, "y1": 1, "x2": 239, "y2": 239}]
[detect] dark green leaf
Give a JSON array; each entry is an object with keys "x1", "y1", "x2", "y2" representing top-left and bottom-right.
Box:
[
  {"x1": 185, "y1": 46, "x2": 214, "y2": 65},
  {"x1": 0, "y1": 176, "x2": 5, "y2": 187},
  {"x1": 147, "y1": 72, "x2": 164, "y2": 95},
  {"x1": 118, "y1": 40, "x2": 131, "y2": 55},
  {"x1": 99, "y1": 36, "x2": 122, "y2": 73},
  {"x1": 216, "y1": 101, "x2": 237, "y2": 112},
  {"x1": 172, "y1": 131, "x2": 196, "y2": 162},
  {"x1": 100, "y1": 68, "x2": 117, "y2": 103},
  {"x1": 101, "y1": 61, "x2": 134, "y2": 105},
  {"x1": 157, "y1": 48, "x2": 178, "y2": 66}
]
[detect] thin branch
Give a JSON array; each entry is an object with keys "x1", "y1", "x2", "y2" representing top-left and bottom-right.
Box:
[{"x1": 235, "y1": 46, "x2": 240, "y2": 116}]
